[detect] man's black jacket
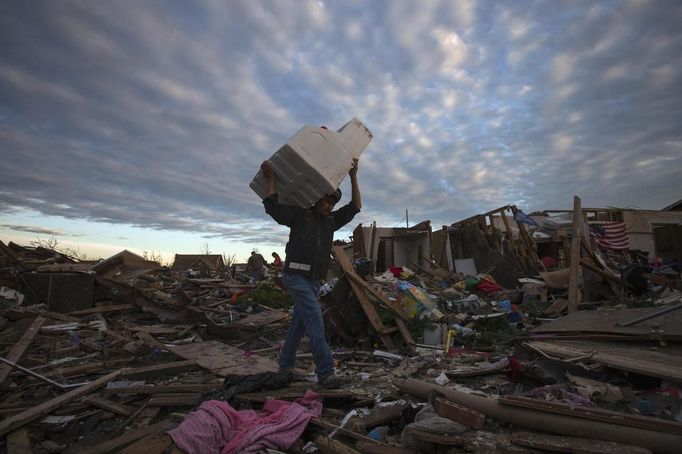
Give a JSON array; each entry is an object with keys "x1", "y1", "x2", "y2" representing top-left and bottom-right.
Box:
[{"x1": 263, "y1": 193, "x2": 360, "y2": 281}]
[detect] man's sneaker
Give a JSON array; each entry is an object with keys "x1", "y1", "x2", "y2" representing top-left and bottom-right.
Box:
[{"x1": 318, "y1": 374, "x2": 349, "y2": 389}]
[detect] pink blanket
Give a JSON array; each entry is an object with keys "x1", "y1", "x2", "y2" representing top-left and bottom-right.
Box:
[{"x1": 168, "y1": 390, "x2": 322, "y2": 454}]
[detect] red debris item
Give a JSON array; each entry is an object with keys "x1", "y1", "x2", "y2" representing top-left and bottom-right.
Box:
[
  {"x1": 230, "y1": 288, "x2": 251, "y2": 304},
  {"x1": 389, "y1": 266, "x2": 404, "y2": 278},
  {"x1": 475, "y1": 278, "x2": 502, "y2": 292},
  {"x1": 507, "y1": 356, "x2": 525, "y2": 381}
]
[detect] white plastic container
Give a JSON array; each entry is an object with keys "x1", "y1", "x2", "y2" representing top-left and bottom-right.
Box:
[{"x1": 250, "y1": 118, "x2": 372, "y2": 208}]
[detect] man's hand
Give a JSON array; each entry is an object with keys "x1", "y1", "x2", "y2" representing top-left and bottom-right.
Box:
[
  {"x1": 261, "y1": 161, "x2": 275, "y2": 180},
  {"x1": 261, "y1": 161, "x2": 277, "y2": 197},
  {"x1": 349, "y1": 158, "x2": 359, "y2": 179}
]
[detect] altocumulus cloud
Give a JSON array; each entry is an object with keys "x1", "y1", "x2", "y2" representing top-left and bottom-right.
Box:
[{"x1": 0, "y1": 0, "x2": 680, "y2": 246}]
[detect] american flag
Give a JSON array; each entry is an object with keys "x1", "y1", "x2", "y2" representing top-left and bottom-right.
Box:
[{"x1": 589, "y1": 221, "x2": 630, "y2": 250}]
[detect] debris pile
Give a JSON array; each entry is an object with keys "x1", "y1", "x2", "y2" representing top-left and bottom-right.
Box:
[{"x1": 1, "y1": 196, "x2": 681, "y2": 453}]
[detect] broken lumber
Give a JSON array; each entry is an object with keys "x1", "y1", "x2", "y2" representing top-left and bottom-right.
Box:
[
  {"x1": 0, "y1": 369, "x2": 122, "y2": 436},
  {"x1": 568, "y1": 195, "x2": 582, "y2": 313},
  {"x1": 0, "y1": 316, "x2": 45, "y2": 388},
  {"x1": 393, "y1": 377, "x2": 682, "y2": 453}
]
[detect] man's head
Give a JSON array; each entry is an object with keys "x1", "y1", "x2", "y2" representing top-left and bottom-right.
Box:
[{"x1": 313, "y1": 188, "x2": 341, "y2": 217}]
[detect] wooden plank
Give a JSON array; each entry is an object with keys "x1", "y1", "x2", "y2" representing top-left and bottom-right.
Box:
[
  {"x1": 148, "y1": 394, "x2": 200, "y2": 406},
  {"x1": 433, "y1": 397, "x2": 485, "y2": 430},
  {"x1": 333, "y1": 246, "x2": 395, "y2": 350},
  {"x1": 346, "y1": 270, "x2": 417, "y2": 353},
  {"x1": 0, "y1": 317, "x2": 45, "y2": 388},
  {"x1": 6, "y1": 427, "x2": 33, "y2": 454},
  {"x1": 580, "y1": 258, "x2": 620, "y2": 283},
  {"x1": 511, "y1": 205, "x2": 541, "y2": 270},
  {"x1": 568, "y1": 195, "x2": 582, "y2": 313},
  {"x1": 83, "y1": 395, "x2": 134, "y2": 417},
  {"x1": 510, "y1": 431, "x2": 652, "y2": 453},
  {"x1": 68, "y1": 304, "x2": 136, "y2": 316},
  {"x1": 117, "y1": 433, "x2": 174, "y2": 454},
  {"x1": 101, "y1": 383, "x2": 221, "y2": 395},
  {"x1": 120, "y1": 360, "x2": 197, "y2": 379},
  {"x1": 45, "y1": 362, "x2": 105, "y2": 378},
  {"x1": 80, "y1": 419, "x2": 175, "y2": 454},
  {"x1": 0, "y1": 369, "x2": 121, "y2": 436},
  {"x1": 235, "y1": 388, "x2": 358, "y2": 402},
  {"x1": 167, "y1": 340, "x2": 278, "y2": 376}
]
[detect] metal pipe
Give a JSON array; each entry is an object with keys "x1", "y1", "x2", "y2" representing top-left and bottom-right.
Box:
[
  {"x1": 0, "y1": 356, "x2": 90, "y2": 390},
  {"x1": 393, "y1": 377, "x2": 682, "y2": 453}
]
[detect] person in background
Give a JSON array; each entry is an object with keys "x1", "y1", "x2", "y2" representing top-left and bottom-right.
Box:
[
  {"x1": 260, "y1": 158, "x2": 361, "y2": 389},
  {"x1": 271, "y1": 252, "x2": 283, "y2": 268},
  {"x1": 246, "y1": 250, "x2": 266, "y2": 281}
]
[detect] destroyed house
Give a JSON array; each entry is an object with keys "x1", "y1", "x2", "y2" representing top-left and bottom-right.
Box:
[
  {"x1": 533, "y1": 202, "x2": 682, "y2": 265},
  {"x1": 92, "y1": 249, "x2": 160, "y2": 282},
  {"x1": 432, "y1": 205, "x2": 537, "y2": 288},
  {"x1": 170, "y1": 254, "x2": 225, "y2": 277},
  {"x1": 352, "y1": 221, "x2": 432, "y2": 274}
]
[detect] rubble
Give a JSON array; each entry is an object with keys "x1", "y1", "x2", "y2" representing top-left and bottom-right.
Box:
[{"x1": 0, "y1": 197, "x2": 681, "y2": 453}]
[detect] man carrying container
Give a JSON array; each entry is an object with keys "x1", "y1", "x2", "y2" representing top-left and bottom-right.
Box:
[{"x1": 259, "y1": 158, "x2": 361, "y2": 389}]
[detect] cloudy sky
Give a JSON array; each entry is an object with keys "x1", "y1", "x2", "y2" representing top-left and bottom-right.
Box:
[{"x1": 1, "y1": 0, "x2": 681, "y2": 263}]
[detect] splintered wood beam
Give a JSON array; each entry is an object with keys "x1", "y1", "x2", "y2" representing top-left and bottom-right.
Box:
[
  {"x1": 0, "y1": 369, "x2": 122, "y2": 436},
  {"x1": 0, "y1": 316, "x2": 45, "y2": 389},
  {"x1": 568, "y1": 195, "x2": 583, "y2": 313},
  {"x1": 334, "y1": 246, "x2": 416, "y2": 353},
  {"x1": 333, "y1": 246, "x2": 395, "y2": 350}
]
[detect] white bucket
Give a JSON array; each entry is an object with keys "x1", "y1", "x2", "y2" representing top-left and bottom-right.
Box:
[{"x1": 250, "y1": 118, "x2": 372, "y2": 208}]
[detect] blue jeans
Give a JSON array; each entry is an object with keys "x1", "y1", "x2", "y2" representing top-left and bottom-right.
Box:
[{"x1": 279, "y1": 272, "x2": 333, "y2": 380}]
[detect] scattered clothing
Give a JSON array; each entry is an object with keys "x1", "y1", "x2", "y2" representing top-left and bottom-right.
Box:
[{"x1": 168, "y1": 390, "x2": 322, "y2": 454}]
